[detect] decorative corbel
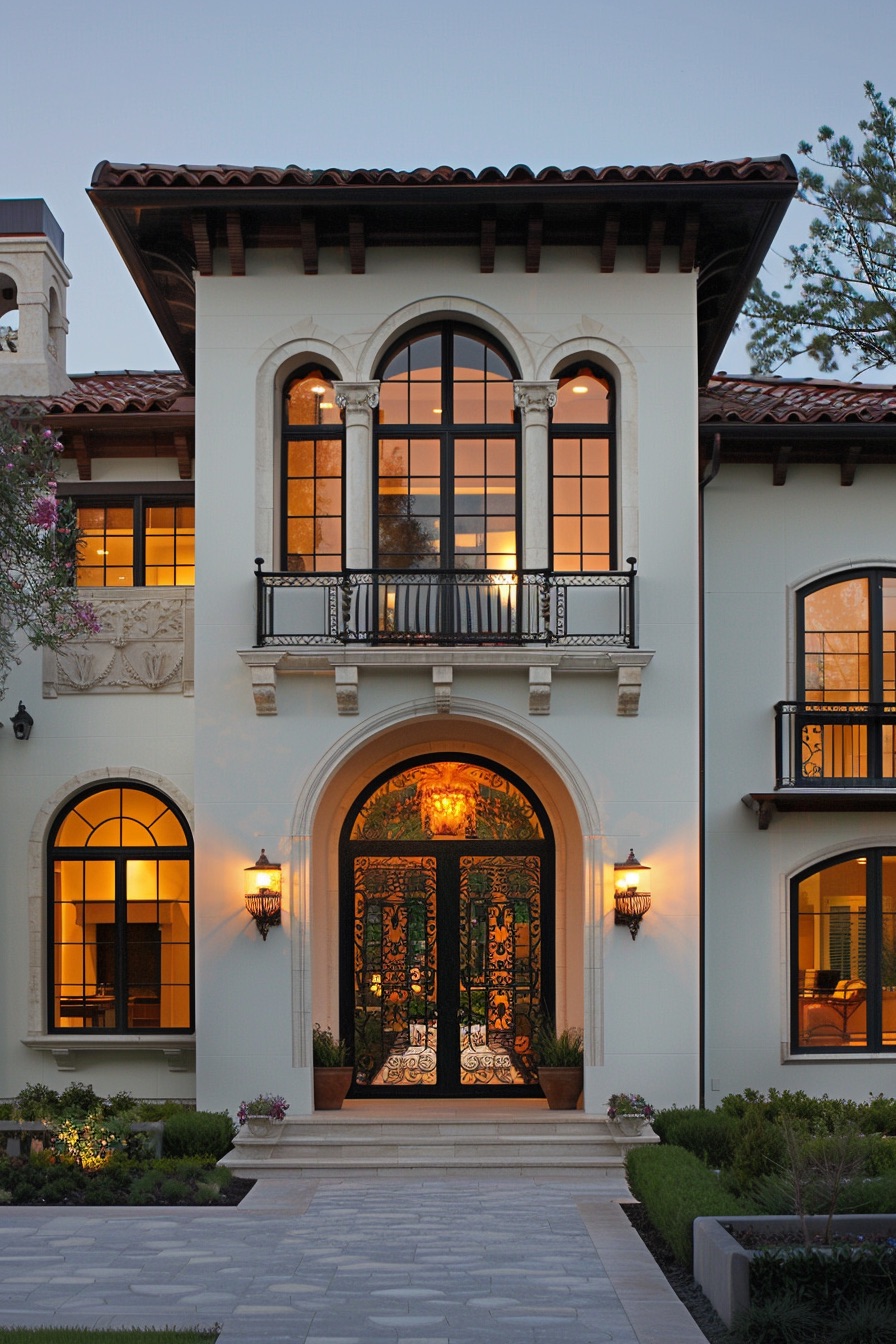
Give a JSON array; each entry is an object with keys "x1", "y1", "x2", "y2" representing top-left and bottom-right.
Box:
[
  {"x1": 335, "y1": 666, "x2": 359, "y2": 716},
  {"x1": 529, "y1": 666, "x2": 552, "y2": 715},
  {"x1": 433, "y1": 666, "x2": 453, "y2": 713},
  {"x1": 616, "y1": 665, "x2": 643, "y2": 716}
]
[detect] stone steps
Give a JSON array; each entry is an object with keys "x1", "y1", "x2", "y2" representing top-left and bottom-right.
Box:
[{"x1": 220, "y1": 1109, "x2": 655, "y2": 1180}]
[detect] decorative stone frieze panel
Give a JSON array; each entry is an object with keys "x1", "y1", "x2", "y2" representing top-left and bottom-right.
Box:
[{"x1": 43, "y1": 588, "x2": 194, "y2": 698}]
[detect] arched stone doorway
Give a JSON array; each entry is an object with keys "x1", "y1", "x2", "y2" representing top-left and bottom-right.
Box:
[{"x1": 339, "y1": 754, "x2": 555, "y2": 1098}]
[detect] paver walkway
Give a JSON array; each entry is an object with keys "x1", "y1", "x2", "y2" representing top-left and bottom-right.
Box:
[{"x1": 0, "y1": 1176, "x2": 707, "y2": 1343}]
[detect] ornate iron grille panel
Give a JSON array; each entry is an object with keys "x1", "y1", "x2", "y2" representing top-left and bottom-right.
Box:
[
  {"x1": 774, "y1": 701, "x2": 896, "y2": 787},
  {"x1": 353, "y1": 855, "x2": 438, "y2": 1086},
  {"x1": 459, "y1": 855, "x2": 541, "y2": 1085}
]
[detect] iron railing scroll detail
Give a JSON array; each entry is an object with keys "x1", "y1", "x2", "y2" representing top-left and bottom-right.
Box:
[
  {"x1": 253, "y1": 558, "x2": 638, "y2": 650},
  {"x1": 773, "y1": 700, "x2": 896, "y2": 789}
]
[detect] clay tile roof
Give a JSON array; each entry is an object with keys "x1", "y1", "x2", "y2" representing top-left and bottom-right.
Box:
[
  {"x1": 700, "y1": 375, "x2": 896, "y2": 425},
  {"x1": 39, "y1": 371, "x2": 192, "y2": 415},
  {"x1": 91, "y1": 157, "x2": 795, "y2": 191}
]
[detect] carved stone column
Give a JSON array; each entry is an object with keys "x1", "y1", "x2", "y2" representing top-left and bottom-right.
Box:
[
  {"x1": 513, "y1": 381, "x2": 557, "y2": 570},
  {"x1": 334, "y1": 381, "x2": 379, "y2": 569}
]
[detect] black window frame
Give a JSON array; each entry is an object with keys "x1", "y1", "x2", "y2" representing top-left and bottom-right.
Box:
[
  {"x1": 790, "y1": 847, "x2": 895, "y2": 1054},
  {"x1": 373, "y1": 323, "x2": 521, "y2": 573},
  {"x1": 797, "y1": 567, "x2": 896, "y2": 704},
  {"x1": 47, "y1": 781, "x2": 195, "y2": 1035},
  {"x1": 280, "y1": 363, "x2": 346, "y2": 573},
  {"x1": 549, "y1": 360, "x2": 617, "y2": 573},
  {"x1": 58, "y1": 481, "x2": 195, "y2": 588}
]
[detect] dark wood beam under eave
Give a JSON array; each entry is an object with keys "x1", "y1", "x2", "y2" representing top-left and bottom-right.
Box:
[
  {"x1": 525, "y1": 209, "x2": 543, "y2": 273},
  {"x1": 349, "y1": 215, "x2": 365, "y2": 274},
  {"x1": 773, "y1": 446, "x2": 791, "y2": 486},
  {"x1": 226, "y1": 212, "x2": 246, "y2": 276},
  {"x1": 645, "y1": 213, "x2": 666, "y2": 273},
  {"x1": 480, "y1": 213, "x2": 496, "y2": 273},
  {"x1": 300, "y1": 214, "x2": 318, "y2": 275},
  {"x1": 72, "y1": 432, "x2": 91, "y2": 481},
  {"x1": 174, "y1": 431, "x2": 192, "y2": 480},
  {"x1": 841, "y1": 444, "x2": 862, "y2": 486},
  {"x1": 191, "y1": 212, "x2": 213, "y2": 276},
  {"x1": 679, "y1": 208, "x2": 699, "y2": 272},
  {"x1": 600, "y1": 209, "x2": 620, "y2": 273}
]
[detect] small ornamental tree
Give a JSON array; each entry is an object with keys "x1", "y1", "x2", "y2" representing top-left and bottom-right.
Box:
[{"x1": 0, "y1": 403, "x2": 99, "y2": 700}]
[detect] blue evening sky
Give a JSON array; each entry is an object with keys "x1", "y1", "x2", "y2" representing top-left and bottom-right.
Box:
[{"x1": 7, "y1": 0, "x2": 894, "y2": 379}]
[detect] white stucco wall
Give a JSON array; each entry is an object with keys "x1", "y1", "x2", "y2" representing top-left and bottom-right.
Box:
[
  {"x1": 191, "y1": 244, "x2": 702, "y2": 1115},
  {"x1": 703, "y1": 463, "x2": 896, "y2": 1103}
]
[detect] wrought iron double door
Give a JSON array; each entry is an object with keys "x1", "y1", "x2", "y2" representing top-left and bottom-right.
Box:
[{"x1": 343, "y1": 841, "x2": 552, "y2": 1097}]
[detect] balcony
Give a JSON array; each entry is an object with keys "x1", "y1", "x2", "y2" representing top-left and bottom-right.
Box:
[
  {"x1": 240, "y1": 561, "x2": 653, "y2": 717},
  {"x1": 744, "y1": 701, "x2": 896, "y2": 829}
]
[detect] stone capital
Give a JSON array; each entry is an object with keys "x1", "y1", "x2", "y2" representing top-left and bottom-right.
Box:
[
  {"x1": 334, "y1": 381, "x2": 380, "y2": 415},
  {"x1": 513, "y1": 380, "x2": 558, "y2": 416}
]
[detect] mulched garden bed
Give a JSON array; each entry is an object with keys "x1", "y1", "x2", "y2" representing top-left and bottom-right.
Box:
[{"x1": 623, "y1": 1201, "x2": 733, "y2": 1343}]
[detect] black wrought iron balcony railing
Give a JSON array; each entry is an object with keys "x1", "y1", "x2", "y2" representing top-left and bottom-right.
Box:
[
  {"x1": 774, "y1": 700, "x2": 896, "y2": 789},
  {"x1": 254, "y1": 559, "x2": 638, "y2": 649}
]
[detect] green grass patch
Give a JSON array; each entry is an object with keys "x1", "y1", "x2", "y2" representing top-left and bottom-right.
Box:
[{"x1": 0, "y1": 1330, "x2": 218, "y2": 1342}]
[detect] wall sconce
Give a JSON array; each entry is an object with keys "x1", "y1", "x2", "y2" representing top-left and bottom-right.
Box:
[
  {"x1": 614, "y1": 849, "x2": 651, "y2": 940},
  {"x1": 10, "y1": 702, "x2": 33, "y2": 741},
  {"x1": 244, "y1": 849, "x2": 282, "y2": 940}
]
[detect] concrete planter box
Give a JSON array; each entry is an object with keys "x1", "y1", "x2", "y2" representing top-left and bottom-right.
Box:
[{"x1": 693, "y1": 1214, "x2": 896, "y2": 1328}]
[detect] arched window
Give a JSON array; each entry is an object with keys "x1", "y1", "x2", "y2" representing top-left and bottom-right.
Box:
[
  {"x1": 550, "y1": 362, "x2": 615, "y2": 571},
  {"x1": 0, "y1": 272, "x2": 18, "y2": 352},
  {"x1": 792, "y1": 849, "x2": 896, "y2": 1052},
  {"x1": 375, "y1": 324, "x2": 519, "y2": 571},
  {"x1": 797, "y1": 568, "x2": 896, "y2": 781},
  {"x1": 48, "y1": 785, "x2": 193, "y2": 1032},
  {"x1": 282, "y1": 365, "x2": 345, "y2": 572}
]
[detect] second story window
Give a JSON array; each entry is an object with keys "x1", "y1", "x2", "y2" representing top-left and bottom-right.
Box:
[
  {"x1": 75, "y1": 496, "x2": 195, "y2": 587},
  {"x1": 550, "y1": 363, "x2": 615, "y2": 572},
  {"x1": 282, "y1": 366, "x2": 344, "y2": 573},
  {"x1": 796, "y1": 569, "x2": 896, "y2": 781},
  {"x1": 375, "y1": 325, "x2": 519, "y2": 572}
]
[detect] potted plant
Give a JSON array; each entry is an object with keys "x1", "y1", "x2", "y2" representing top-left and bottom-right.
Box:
[
  {"x1": 237, "y1": 1092, "x2": 289, "y2": 1137},
  {"x1": 535, "y1": 1022, "x2": 584, "y2": 1110},
  {"x1": 312, "y1": 1024, "x2": 353, "y2": 1110},
  {"x1": 607, "y1": 1091, "x2": 654, "y2": 1135}
]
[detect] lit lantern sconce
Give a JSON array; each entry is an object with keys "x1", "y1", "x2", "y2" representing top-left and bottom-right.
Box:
[
  {"x1": 614, "y1": 849, "x2": 651, "y2": 941},
  {"x1": 244, "y1": 850, "x2": 282, "y2": 940},
  {"x1": 10, "y1": 702, "x2": 33, "y2": 741}
]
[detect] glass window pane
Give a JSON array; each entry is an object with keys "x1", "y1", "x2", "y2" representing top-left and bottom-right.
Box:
[
  {"x1": 796, "y1": 860, "x2": 867, "y2": 1048},
  {"x1": 285, "y1": 372, "x2": 341, "y2": 426},
  {"x1": 804, "y1": 579, "x2": 869, "y2": 702},
  {"x1": 553, "y1": 366, "x2": 611, "y2": 423}
]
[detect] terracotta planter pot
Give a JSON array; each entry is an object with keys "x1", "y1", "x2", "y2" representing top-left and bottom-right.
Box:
[
  {"x1": 537, "y1": 1066, "x2": 583, "y2": 1110},
  {"x1": 313, "y1": 1066, "x2": 354, "y2": 1110}
]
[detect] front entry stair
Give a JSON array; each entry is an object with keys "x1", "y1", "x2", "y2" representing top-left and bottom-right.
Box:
[{"x1": 220, "y1": 1102, "x2": 656, "y2": 1179}]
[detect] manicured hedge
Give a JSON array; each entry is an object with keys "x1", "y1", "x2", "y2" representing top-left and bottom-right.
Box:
[
  {"x1": 161, "y1": 1110, "x2": 235, "y2": 1160},
  {"x1": 651, "y1": 1106, "x2": 739, "y2": 1168},
  {"x1": 625, "y1": 1142, "x2": 752, "y2": 1269}
]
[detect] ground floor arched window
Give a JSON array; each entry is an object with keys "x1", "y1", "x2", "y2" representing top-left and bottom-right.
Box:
[
  {"x1": 792, "y1": 849, "x2": 896, "y2": 1051},
  {"x1": 48, "y1": 784, "x2": 193, "y2": 1032},
  {"x1": 340, "y1": 754, "x2": 554, "y2": 1096}
]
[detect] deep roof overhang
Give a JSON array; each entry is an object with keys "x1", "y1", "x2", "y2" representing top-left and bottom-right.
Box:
[{"x1": 88, "y1": 158, "x2": 797, "y2": 384}]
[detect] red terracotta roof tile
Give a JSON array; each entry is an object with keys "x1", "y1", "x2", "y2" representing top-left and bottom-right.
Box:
[
  {"x1": 700, "y1": 375, "x2": 896, "y2": 425},
  {"x1": 38, "y1": 371, "x2": 192, "y2": 415},
  {"x1": 91, "y1": 158, "x2": 795, "y2": 191}
]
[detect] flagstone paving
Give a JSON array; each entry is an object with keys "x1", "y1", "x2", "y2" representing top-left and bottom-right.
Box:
[{"x1": 0, "y1": 1176, "x2": 707, "y2": 1343}]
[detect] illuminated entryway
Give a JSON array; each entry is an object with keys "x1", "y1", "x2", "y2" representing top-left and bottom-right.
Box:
[{"x1": 340, "y1": 755, "x2": 554, "y2": 1097}]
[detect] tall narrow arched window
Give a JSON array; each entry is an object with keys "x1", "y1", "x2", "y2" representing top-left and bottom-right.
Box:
[
  {"x1": 792, "y1": 849, "x2": 896, "y2": 1052},
  {"x1": 797, "y1": 568, "x2": 896, "y2": 781},
  {"x1": 375, "y1": 325, "x2": 519, "y2": 572},
  {"x1": 48, "y1": 784, "x2": 193, "y2": 1033},
  {"x1": 282, "y1": 366, "x2": 345, "y2": 572},
  {"x1": 550, "y1": 362, "x2": 615, "y2": 571}
]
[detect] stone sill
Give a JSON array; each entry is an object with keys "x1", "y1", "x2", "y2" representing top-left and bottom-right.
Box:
[
  {"x1": 238, "y1": 646, "x2": 654, "y2": 717},
  {"x1": 22, "y1": 1035, "x2": 196, "y2": 1072}
]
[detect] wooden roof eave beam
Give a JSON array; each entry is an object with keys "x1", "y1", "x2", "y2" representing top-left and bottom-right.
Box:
[
  {"x1": 841, "y1": 444, "x2": 862, "y2": 486},
  {"x1": 300, "y1": 214, "x2": 318, "y2": 275},
  {"x1": 645, "y1": 213, "x2": 666, "y2": 273},
  {"x1": 679, "y1": 208, "x2": 699, "y2": 272},
  {"x1": 773, "y1": 445, "x2": 791, "y2": 486},
  {"x1": 72, "y1": 432, "x2": 91, "y2": 481},
  {"x1": 191, "y1": 211, "x2": 213, "y2": 276},
  {"x1": 480, "y1": 213, "x2": 496, "y2": 273},
  {"x1": 349, "y1": 215, "x2": 365, "y2": 274},
  {"x1": 226, "y1": 212, "x2": 246, "y2": 276},
  {"x1": 600, "y1": 208, "x2": 620, "y2": 273},
  {"x1": 174, "y1": 431, "x2": 193, "y2": 480},
  {"x1": 525, "y1": 208, "x2": 543, "y2": 273}
]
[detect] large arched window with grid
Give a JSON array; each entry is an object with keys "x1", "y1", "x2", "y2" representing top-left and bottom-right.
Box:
[
  {"x1": 48, "y1": 784, "x2": 193, "y2": 1033},
  {"x1": 375, "y1": 324, "x2": 520, "y2": 573}
]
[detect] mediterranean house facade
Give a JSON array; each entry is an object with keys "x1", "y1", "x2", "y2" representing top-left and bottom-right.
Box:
[{"x1": 0, "y1": 157, "x2": 892, "y2": 1115}]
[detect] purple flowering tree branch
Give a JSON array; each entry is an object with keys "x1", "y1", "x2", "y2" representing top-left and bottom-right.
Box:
[{"x1": 0, "y1": 403, "x2": 99, "y2": 699}]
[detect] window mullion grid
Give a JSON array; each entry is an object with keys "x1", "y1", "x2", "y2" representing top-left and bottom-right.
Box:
[{"x1": 866, "y1": 854, "x2": 884, "y2": 1049}]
